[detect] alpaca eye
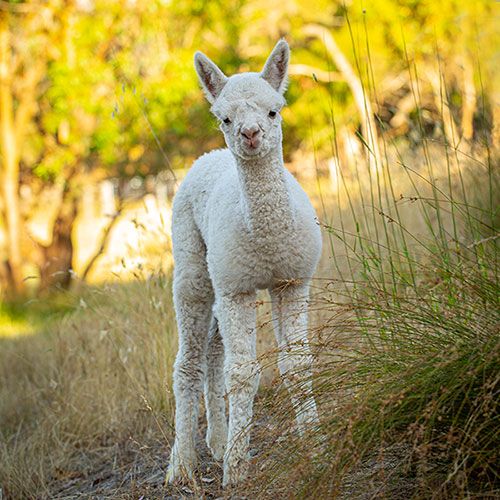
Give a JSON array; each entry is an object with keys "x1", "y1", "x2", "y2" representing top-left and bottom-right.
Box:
[
  {"x1": 268, "y1": 111, "x2": 277, "y2": 118},
  {"x1": 223, "y1": 117, "x2": 231, "y2": 124}
]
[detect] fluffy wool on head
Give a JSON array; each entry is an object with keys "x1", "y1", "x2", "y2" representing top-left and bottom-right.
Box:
[{"x1": 194, "y1": 40, "x2": 290, "y2": 160}]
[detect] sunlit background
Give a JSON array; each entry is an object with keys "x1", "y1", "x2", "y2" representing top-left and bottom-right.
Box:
[{"x1": 0, "y1": 0, "x2": 498, "y2": 497}]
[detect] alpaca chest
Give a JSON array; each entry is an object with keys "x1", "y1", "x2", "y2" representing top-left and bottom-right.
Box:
[{"x1": 207, "y1": 227, "x2": 319, "y2": 294}]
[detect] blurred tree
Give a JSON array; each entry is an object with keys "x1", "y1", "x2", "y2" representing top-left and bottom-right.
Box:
[
  {"x1": 303, "y1": 23, "x2": 382, "y2": 171},
  {"x1": 277, "y1": 0, "x2": 497, "y2": 153},
  {"x1": 0, "y1": 1, "x2": 52, "y2": 295},
  {"x1": 0, "y1": 0, "x2": 496, "y2": 298},
  {"x1": 0, "y1": 0, "x2": 247, "y2": 296}
]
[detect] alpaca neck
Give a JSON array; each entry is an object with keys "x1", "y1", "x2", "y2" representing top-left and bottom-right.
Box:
[{"x1": 235, "y1": 148, "x2": 294, "y2": 235}]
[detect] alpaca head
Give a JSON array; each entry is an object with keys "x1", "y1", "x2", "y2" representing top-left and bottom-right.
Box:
[{"x1": 194, "y1": 40, "x2": 289, "y2": 160}]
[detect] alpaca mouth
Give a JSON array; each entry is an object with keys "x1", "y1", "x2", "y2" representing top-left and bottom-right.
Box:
[
  {"x1": 240, "y1": 145, "x2": 262, "y2": 158},
  {"x1": 242, "y1": 138, "x2": 261, "y2": 150}
]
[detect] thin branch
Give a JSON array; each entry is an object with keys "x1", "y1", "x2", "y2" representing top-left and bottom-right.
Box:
[
  {"x1": 304, "y1": 23, "x2": 382, "y2": 171},
  {"x1": 467, "y1": 233, "x2": 500, "y2": 249},
  {"x1": 460, "y1": 54, "x2": 476, "y2": 143},
  {"x1": 79, "y1": 203, "x2": 123, "y2": 282},
  {"x1": 288, "y1": 63, "x2": 342, "y2": 82}
]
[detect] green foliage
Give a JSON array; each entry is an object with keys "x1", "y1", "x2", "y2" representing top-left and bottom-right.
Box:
[
  {"x1": 20, "y1": 0, "x2": 497, "y2": 184},
  {"x1": 2, "y1": 2, "x2": 498, "y2": 492}
]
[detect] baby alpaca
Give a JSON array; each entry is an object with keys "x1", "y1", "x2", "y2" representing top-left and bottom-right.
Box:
[{"x1": 167, "y1": 40, "x2": 322, "y2": 487}]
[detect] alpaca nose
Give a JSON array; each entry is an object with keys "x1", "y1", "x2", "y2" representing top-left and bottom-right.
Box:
[{"x1": 241, "y1": 126, "x2": 260, "y2": 140}]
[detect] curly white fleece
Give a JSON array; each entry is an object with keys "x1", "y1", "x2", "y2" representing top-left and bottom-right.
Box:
[{"x1": 167, "y1": 40, "x2": 322, "y2": 487}]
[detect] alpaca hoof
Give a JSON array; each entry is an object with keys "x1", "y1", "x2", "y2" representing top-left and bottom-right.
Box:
[
  {"x1": 165, "y1": 462, "x2": 195, "y2": 485},
  {"x1": 222, "y1": 460, "x2": 248, "y2": 487},
  {"x1": 166, "y1": 446, "x2": 196, "y2": 484}
]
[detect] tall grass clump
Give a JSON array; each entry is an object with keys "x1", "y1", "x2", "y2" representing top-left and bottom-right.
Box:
[{"x1": 248, "y1": 47, "x2": 499, "y2": 498}]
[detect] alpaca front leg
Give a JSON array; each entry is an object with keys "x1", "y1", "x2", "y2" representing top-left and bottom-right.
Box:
[
  {"x1": 204, "y1": 316, "x2": 227, "y2": 460},
  {"x1": 271, "y1": 284, "x2": 319, "y2": 435},
  {"x1": 216, "y1": 293, "x2": 259, "y2": 486},
  {"x1": 167, "y1": 297, "x2": 211, "y2": 484}
]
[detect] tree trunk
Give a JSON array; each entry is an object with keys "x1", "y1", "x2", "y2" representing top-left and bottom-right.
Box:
[
  {"x1": 0, "y1": 259, "x2": 14, "y2": 296},
  {"x1": 38, "y1": 187, "x2": 78, "y2": 293},
  {"x1": 79, "y1": 201, "x2": 122, "y2": 285},
  {"x1": 460, "y1": 56, "x2": 476, "y2": 144},
  {"x1": 0, "y1": 14, "x2": 24, "y2": 294},
  {"x1": 491, "y1": 91, "x2": 500, "y2": 159},
  {"x1": 427, "y1": 67, "x2": 460, "y2": 148},
  {"x1": 304, "y1": 24, "x2": 382, "y2": 172}
]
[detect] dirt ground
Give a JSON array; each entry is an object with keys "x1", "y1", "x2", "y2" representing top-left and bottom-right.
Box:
[
  {"x1": 47, "y1": 422, "x2": 420, "y2": 500},
  {"x1": 48, "y1": 432, "x2": 222, "y2": 499}
]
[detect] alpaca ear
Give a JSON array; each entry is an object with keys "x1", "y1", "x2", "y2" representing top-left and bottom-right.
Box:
[
  {"x1": 260, "y1": 39, "x2": 290, "y2": 94},
  {"x1": 194, "y1": 51, "x2": 228, "y2": 104}
]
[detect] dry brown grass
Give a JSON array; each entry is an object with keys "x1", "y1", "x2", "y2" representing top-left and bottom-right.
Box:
[
  {"x1": 244, "y1": 143, "x2": 500, "y2": 498},
  {"x1": 0, "y1": 277, "x2": 177, "y2": 498}
]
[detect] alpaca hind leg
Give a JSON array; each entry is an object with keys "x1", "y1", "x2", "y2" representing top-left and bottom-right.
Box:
[
  {"x1": 270, "y1": 284, "x2": 318, "y2": 435},
  {"x1": 204, "y1": 315, "x2": 227, "y2": 460},
  {"x1": 216, "y1": 292, "x2": 259, "y2": 486}
]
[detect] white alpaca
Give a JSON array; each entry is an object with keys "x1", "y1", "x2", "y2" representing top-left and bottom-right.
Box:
[{"x1": 167, "y1": 40, "x2": 322, "y2": 487}]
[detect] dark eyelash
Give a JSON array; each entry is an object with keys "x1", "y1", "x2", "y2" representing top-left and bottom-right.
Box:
[
  {"x1": 268, "y1": 111, "x2": 277, "y2": 118},
  {"x1": 223, "y1": 117, "x2": 231, "y2": 124}
]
